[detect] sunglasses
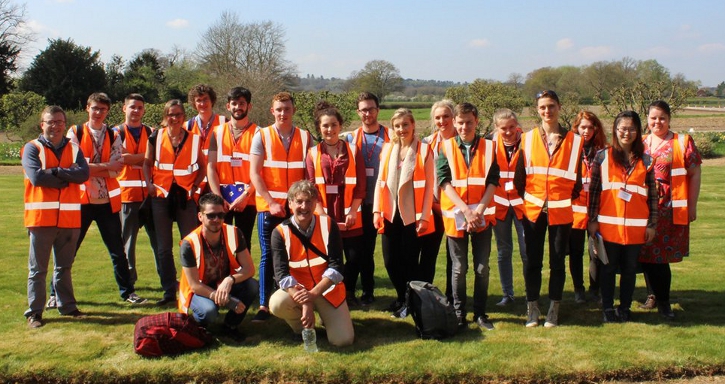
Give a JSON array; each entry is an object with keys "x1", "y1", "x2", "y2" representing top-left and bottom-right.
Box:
[
  {"x1": 204, "y1": 212, "x2": 226, "y2": 220},
  {"x1": 535, "y1": 90, "x2": 559, "y2": 101}
]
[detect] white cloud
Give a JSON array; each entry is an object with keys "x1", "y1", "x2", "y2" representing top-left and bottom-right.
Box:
[
  {"x1": 468, "y1": 39, "x2": 491, "y2": 48},
  {"x1": 698, "y1": 43, "x2": 725, "y2": 53},
  {"x1": 578, "y1": 46, "x2": 611, "y2": 60},
  {"x1": 165, "y1": 19, "x2": 189, "y2": 29},
  {"x1": 19, "y1": 19, "x2": 60, "y2": 38},
  {"x1": 556, "y1": 38, "x2": 573, "y2": 51}
]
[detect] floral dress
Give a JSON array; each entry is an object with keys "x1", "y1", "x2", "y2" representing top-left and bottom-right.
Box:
[{"x1": 639, "y1": 134, "x2": 701, "y2": 264}]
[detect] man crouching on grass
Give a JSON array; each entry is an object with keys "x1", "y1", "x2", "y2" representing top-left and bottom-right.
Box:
[
  {"x1": 269, "y1": 180, "x2": 354, "y2": 347},
  {"x1": 178, "y1": 193, "x2": 259, "y2": 341}
]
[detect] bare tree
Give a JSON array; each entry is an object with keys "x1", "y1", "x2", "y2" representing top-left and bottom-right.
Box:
[{"x1": 0, "y1": 0, "x2": 33, "y2": 94}]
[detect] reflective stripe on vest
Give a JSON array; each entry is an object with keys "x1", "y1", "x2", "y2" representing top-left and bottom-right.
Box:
[{"x1": 255, "y1": 126, "x2": 311, "y2": 211}]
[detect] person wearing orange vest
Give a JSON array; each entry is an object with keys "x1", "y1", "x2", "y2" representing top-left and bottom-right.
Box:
[
  {"x1": 186, "y1": 84, "x2": 226, "y2": 198},
  {"x1": 178, "y1": 193, "x2": 258, "y2": 341},
  {"x1": 305, "y1": 102, "x2": 366, "y2": 307},
  {"x1": 513, "y1": 90, "x2": 583, "y2": 328},
  {"x1": 373, "y1": 108, "x2": 434, "y2": 318},
  {"x1": 489, "y1": 109, "x2": 527, "y2": 307},
  {"x1": 421, "y1": 99, "x2": 457, "y2": 298},
  {"x1": 269, "y1": 180, "x2": 354, "y2": 347},
  {"x1": 143, "y1": 99, "x2": 206, "y2": 306},
  {"x1": 344, "y1": 92, "x2": 390, "y2": 306},
  {"x1": 114, "y1": 93, "x2": 158, "y2": 288},
  {"x1": 567, "y1": 110, "x2": 607, "y2": 305},
  {"x1": 23, "y1": 106, "x2": 89, "y2": 328},
  {"x1": 207, "y1": 87, "x2": 258, "y2": 251},
  {"x1": 437, "y1": 103, "x2": 500, "y2": 330},
  {"x1": 65, "y1": 92, "x2": 146, "y2": 306},
  {"x1": 638, "y1": 100, "x2": 702, "y2": 320},
  {"x1": 249, "y1": 92, "x2": 313, "y2": 321},
  {"x1": 587, "y1": 111, "x2": 658, "y2": 323}
]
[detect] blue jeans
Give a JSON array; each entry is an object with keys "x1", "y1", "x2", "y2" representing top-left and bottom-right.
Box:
[
  {"x1": 492, "y1": 206, "x2": 527, "y2": 297},
  {"x1": 448, "y1": 227, "x2": 493, "y2": 318},
  {"x1": 257, "y1": 211, "x2": 286, "y2": 307},
  {"x1": 189, "y1": 278, "x2": 259, "y2": 327},
  {"x1": 120, "y1": 201, "x2": 158, "y2": 285}
]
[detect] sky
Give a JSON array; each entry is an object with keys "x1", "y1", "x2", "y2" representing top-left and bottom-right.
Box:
[{"x1": 18, "y1": 0, "x2": 725, "y2": 87}]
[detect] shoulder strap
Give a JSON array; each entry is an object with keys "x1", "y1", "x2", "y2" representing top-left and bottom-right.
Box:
[{"x1": 286, "y1": 221, "x2": 329, "y2": 261}]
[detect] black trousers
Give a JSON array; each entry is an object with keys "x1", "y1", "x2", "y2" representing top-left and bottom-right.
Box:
[
  {"x1": 523, "y1": 212, "x2": 570, "y2": 302},
  {"x1": 381, "y1": 211, "x2": 419, "y2": 302},
  {"x1": 640, "y1": 263, "x2": 672, "y2": 302}
]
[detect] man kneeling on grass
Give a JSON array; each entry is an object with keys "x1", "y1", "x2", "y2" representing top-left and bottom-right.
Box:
[
  {"x1": 178, "y1": 193, "x2": 259, "y2": 341},
  {"x1": 269, "y1": 180, "x2": 354, "y2": 347}
]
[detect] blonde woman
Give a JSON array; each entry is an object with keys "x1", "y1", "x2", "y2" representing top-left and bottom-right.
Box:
[{"x1": 373, "y1": 108, "x2": 434, "y2": 318}]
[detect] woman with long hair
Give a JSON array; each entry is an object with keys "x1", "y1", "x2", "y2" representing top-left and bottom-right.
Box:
[
  {"x1": 569, "y1": 110, "x2": 608, "y2": 303},
  {"x1": 373, "y1": 108, "x2": 434, "y2": 318},
  {"x1": 587, "y1": 111, "x2": 658, "y2": 322}
]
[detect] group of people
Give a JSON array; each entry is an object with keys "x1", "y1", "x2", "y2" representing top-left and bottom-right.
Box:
[{"x1": 22, "y1": 85, "x2": 701, "y2": 346}]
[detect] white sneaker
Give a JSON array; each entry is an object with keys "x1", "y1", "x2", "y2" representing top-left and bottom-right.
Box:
[
  {"x1": 526, "y1": 301, "x2": 540, "y2": 328},
  {"x1": 126, "y1": 293, "x2": 147, "y2": 305},
  {"x1": 544, "y1": 301, "x2": 560, "y2": 328}
]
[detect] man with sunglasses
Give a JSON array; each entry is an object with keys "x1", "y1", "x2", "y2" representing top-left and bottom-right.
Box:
[{"x1": 178, "y1": 193, "x2": 258, "y2": 341}]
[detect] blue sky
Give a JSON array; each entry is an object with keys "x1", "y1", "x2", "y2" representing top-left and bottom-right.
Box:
[{"x1": 19, "y1": 0, "x2": 725, "y2": 87}]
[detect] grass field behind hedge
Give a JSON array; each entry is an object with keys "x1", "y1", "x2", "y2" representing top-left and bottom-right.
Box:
[{"x1": 1, "y1": 167, "x2": 724, "y2": 383}]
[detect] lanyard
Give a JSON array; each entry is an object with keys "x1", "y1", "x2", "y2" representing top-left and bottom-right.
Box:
[{"x1": 362, "y1": 126, "x2": 384, "y2": 163}]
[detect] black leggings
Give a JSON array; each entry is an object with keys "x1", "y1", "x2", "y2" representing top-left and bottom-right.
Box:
[{"x1": 640, "y1": 263, "x2": 672, "y2": 302}]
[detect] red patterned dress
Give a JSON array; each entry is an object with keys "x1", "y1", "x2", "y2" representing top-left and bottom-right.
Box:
[{"x1": 639, "y1": 134, "x2": 701, "y2": 264}]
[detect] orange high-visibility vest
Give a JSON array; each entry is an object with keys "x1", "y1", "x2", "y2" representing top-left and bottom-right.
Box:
[
  {"x1": 116, "y1": 124, "x2": 152, "y2": 203},
  {"x1": 439, "y1": 137, "x2": 497, "y2": 238},
  {"x1": 71, "y1": 124, "x2": 122, "y2": 212},
  {"x1": 152, "y1": 129, "x2": 202, "y2": 198},
  {"x1": 376, "y1": 141, "x2": 435, "y2": 236},
  {"x1": 645, "y1": 133, "x2": 689, "y2": 225},
  {"x1": 349, "y1": 125, "x2": 391, "y2": 155},
  {"x1": 254, "y1": 126, "x2": 311, "y2": 212},
  {"x1": 23, "y1": 140, "x2": 83, "y2": 228},
  {"x1": 309, "y1": 143, "x2": 362, "y2": 231},
  {"x1": 275, "y1": 215, "x2": 346, "y2": 307},
  {"x1": 597, "y1": 148, "x2": 650, "y2": 245},
  {"x1": 185, "y1": 114, "x2": 226, "y2": 158},
  {"x1": 571, "y1": 151, "x2": 593, "y2": 230},
  {"x1": 492, "y1": 135, "x2": 525, "y2": 221},
  {"x1": 521, "y1": 128, "x2": 583, "y2": 225},
  {"x1": 212, "y1": 122, "x2": 258, "y2": 207},
  {"x1": 178, "y1": 224, "x2": 242, "y2": 314}
]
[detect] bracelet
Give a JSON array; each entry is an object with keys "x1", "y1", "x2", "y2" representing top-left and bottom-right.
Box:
[{"x1": 228, "y1": 275, "x2": 236, "y2": 284}]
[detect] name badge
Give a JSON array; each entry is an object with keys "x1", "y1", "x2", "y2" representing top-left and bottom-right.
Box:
[
  {"x1": 505, "y1": 181, "x2": 514, "y2": 191},
  {"x1": 618, "y1": 188, "x2": 632, "y2": 202},
  {"x1": 231, "y1": 158, "x2": 243, "y2": 167},
  {"x1": 325, "y1": 185, "x2": 339, "y2": 194},
  {"x1": 582, "y1": 183, "x2": 590, "y2": 192},
  {"x1": 366, "y1": 168, "x2": 375, "y2": 177}
]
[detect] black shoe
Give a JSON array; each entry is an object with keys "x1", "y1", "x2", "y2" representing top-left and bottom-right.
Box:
[
  {"x1": 603, "y1": 308, "x2": 619, "y2": 323},
  {"x1": 27, "y1": 314, "x2": 44, "y2": 329},
  {"x1": 220, "y1": 324, "x2": 246, "y2": 343},
  {"x1": 616, "y1": 307, "x2": 631, "y2": 323},
  {"x1": 62, "y1": 309, "x2": 86, "y2": 318},
  {"x1": 574, "y1": 288, "x2": 587, "y2": 304},
  {"x1": 251, "y1": 309, "x2": 271, "y2": 323},
  {"x1": 346, "y1": 295, "x2": 361, "y2": 309},
  {"x1": 457, "y1": 315, "x2": 469, "y2": 328},
  {"x1": 474, "y1": 315, "x2": 494, "y2": 331},
  {"x1": 391, "y1": 305, "x2": 408, "y2": 319},
  {"x1": 658, "y1": 302, "x2": 675, "y2": 320},
  {"x1": 386, "y1": 300, "x2": 404, "y2": 313},
  {"x1": 360, "y1": 292, "x2": 375, "y2": 306},
  {"x1": 156, "y1": 297, "x2": 175, "y2": 306}
]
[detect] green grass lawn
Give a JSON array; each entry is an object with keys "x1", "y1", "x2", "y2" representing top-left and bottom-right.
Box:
[{"x1": 1, "y1": 167, "x2": 724, "y2": 383}]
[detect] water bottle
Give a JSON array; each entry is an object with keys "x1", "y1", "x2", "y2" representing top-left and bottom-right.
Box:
[{"x1": 301, "y1": 328, "x2": 318, "y2": 353}]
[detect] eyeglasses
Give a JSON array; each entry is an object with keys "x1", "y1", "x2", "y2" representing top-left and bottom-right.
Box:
[
  {"x1": 204, "y1": 212, "x2": 225, "y2": 220},
  {"x1": 616, "y1": 127, "x2": 638, "y2": 134},
  {"x1": 43, "y1": 120, "x2": 66, "y2": 126},
  {"x1": 535, "y1": 90, "x2": 559, "y2": 101},
  {"x1": 90, "y1": 107, "x2": 108, "y2": 113},
  {"x1": 358, "y1": 107, "x2": 378, "y2": 114},
  {"x1": 166, "y1": 113, "x2": 184, "y2": 118}
]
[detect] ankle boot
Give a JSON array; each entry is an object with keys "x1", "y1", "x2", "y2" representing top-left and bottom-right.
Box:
[
  {"x1": 639, "y1": 294, "x2": 657, "y2": 310},
  {"x1": 544, "y1": 301, "x2": 560, "y2": 328},
  {"x1": 658, "y1": 301, "x2": 675, "y2": 320},
  {"x1": 526, "y1": 301, "x2": 540, "y2": 328}
]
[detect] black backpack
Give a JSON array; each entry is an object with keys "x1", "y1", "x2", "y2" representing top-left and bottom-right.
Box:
[{"x1": 406, "y1": 280, "x2": 458, "y2": 340}]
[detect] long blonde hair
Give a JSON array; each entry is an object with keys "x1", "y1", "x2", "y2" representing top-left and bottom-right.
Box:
[{"x1": 390, "y1": 108, "x2": 415, "y2": 144}]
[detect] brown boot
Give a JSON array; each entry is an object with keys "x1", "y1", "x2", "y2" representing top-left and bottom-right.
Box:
[{"x1": 639, "y1": 294, "x2": 656, "y2": 310}]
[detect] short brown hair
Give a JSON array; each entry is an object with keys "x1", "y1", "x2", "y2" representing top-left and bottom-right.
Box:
[
  {"x1": 87, "y1": 92, "x2": 111, "y2": 108},
  {"x1": 272, "y1": 91, "x2": 294, "y2": 106},
  {"x1": 187, "y1": 84, "x2": 217, "y2": 107}
]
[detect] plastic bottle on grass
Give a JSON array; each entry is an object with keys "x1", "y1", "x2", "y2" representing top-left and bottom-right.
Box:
[{"x1": 302, "y1": 328, "x2": 318, "y2": 353}]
